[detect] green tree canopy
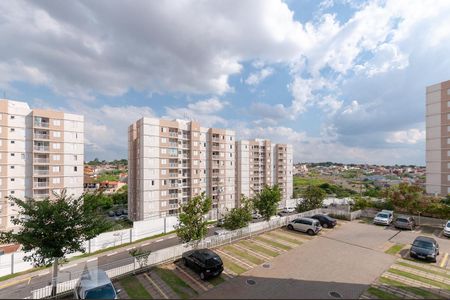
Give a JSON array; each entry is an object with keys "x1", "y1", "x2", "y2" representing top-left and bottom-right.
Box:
[
  {"x1": 175, "y1": 192, "x2": 212, "y2": 245},
  {"x1": 253, "y1": 185, "x2": 282, "y2": 221},
  {"x1": 0, "y1": 190, "x2": 109, "y2": 295},
  {"x1": 223, "y1": 195, "x2": 253, "y2": 230},
  {"x1": 297, "y1": 185, "x2": 326, "y2": 212}
]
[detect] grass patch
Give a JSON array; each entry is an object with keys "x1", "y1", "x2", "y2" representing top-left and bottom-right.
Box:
[
  {"x1": 388, "y1": 268, "x2": 450, "y2": 290},
  {"x1": 367, "y1": 287, "x2": 400, "y2": 299},
  {"x1": 293, "y1": 176, "x2": 327, "y2": 187},
  {"x1": 255, "y1": 236, "x2": 292, "y2": 251},
  {"x1": 385, "y1": 244, "x2": 405, "y2": 255},
  {"x1": 154, "y1": 268, "x2": 197, "y2": 299},
  {"x1": 379, "y1": 276, "x2": 445, "y2": 299},
  {"x1": 220, "y1": 257, "x2": 247, "y2": 275},
  {"x1": 265, "y1": 231, "x2": 303, "y2": 245},
  {"x1": 223, "y1": 245, "x2": 264, "y2": 265},
  {"x1": 119, "y1": 275, "x2": 152, "y2": 299},
  {"x1": 208, "y1": 275, "x2": 225, "y2": 286},
  {"x1": 239, "y1": 240, "x2": 279, "y2": 257},
  {"x1": 397, "y1": 261, "x2": 450, "y2": 279}
]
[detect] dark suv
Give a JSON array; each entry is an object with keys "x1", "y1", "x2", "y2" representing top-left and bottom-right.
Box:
[
  {"x1": 410, "y1": 236, "x2": 439, "y2": 262},
  {"x1": 182, "y1": 249, "x2": 223, "y2": 280},
  {"x1": 311, "y1": 214, "x2": 337, "y2": 228}
]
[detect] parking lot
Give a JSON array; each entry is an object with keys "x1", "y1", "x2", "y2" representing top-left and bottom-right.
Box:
[{"x1": 114, "y1": 217, "x2": 450, "y2": 299}]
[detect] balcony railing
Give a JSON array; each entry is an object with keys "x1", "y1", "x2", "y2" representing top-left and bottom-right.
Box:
[
  {"x1": 34, "y1": 170, "x2": 49, "y2": 175},
  {"x1": 34, "y1": 122, "x2": 49, "y2": 128},
  {"x1": 34, "y1": 146, "x2": 49, "y2": 152},
  {"x1": 34, "y1": 134, "x2": 49, "y2": 140},
  {"x1": 34, "y1": 158, "x2": 49, "y2": 164},
  {"x1": 169, "y1": 173, "x2": 178, "y2": 177}
]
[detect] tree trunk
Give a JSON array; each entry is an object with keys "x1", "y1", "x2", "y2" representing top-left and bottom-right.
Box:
[{"x1": 51, "y1": 258, "x2": 59, "y2": 296}]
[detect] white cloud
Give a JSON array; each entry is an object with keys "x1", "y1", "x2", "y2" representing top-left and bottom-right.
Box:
[
  {"x1": 245, "y1": 67, "x2": 274, "y2": 85},
  {"x1": 386, "y1": 128, "x2": 425, "y2": 144},
  {"x1": 0, "y1": 0, "x2": 306, "y2": 99},
  {"x1": 164, "y1": 98, "x2": 229, "y2": 128}
]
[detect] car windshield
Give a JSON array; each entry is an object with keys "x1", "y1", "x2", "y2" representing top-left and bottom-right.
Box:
[
  {"x1": 377, "y1": 213, "x2": 388, "y2": 218},
  {"x1": 446, "y1": 222, "x2": 450, "y2": 228},
  {"x1": 205, "y1": 256, "x2": 222, "y2": 267},
  {"x1": 413, "y1": 240, "x2": 434, "y2": 249},
  {"x1": 84, "y1": 283, "x2": 116, "y2": 299},
  {"x1": 396, "y1": 218, "x2": 406, "y2": 222}
]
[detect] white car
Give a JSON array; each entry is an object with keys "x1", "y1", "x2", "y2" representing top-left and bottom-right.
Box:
[
  {"x1": 443, "y1": 221, "x2": 450, "y2": 237},
  {"x1": 373, "y1": 210, "x2": 394, "y2": 226},
  {"x1": 282, "y1": 207, "x2": 296, "y2": 213}
]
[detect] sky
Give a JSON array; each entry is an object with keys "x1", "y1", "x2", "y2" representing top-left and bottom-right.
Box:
[{"x1": 1, "y1": 0, "x2": 449, "y2": 165}]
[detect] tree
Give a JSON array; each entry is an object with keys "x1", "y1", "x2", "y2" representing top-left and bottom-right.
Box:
[
  {"x1": 175, "y1": 192, "x2": 212, "y2": 245},
  {"x1": 0, "y1": 190, "x2": 109, "y2": 296},
  {"x1": 223, "y1": 196, "x2": 253, "y2": 230},
  {"x1": 129, "y1": 247, "x2": 152, "y2": 269},
  {"x1": 253, "y1": 185, "x2": 282, "y2": 221},
  {"x1": 297, "y1": 185, "x2": 326, "y2": 212},
  {"x1": 383, "y1": 183, "x2": 424, "y2": 214}
]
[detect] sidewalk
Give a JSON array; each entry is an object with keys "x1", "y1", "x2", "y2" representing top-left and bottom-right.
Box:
[{"x1": 0, "y1": 231, "x2": 178, "y2": 290}]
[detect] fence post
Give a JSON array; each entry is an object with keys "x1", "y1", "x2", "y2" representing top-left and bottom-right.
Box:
[
  {"x1": 164, "y1": 217, "x2": 167, "y2": 234},
  {"x1": 11, "y1": 252, "x2": 14, "y2": 275},
  {"x1": 88, "y1": 239, "x2": 91, "y2": 253},
  {"x1": 130, "y1": 228, "x2": 133, "y2": 243}
]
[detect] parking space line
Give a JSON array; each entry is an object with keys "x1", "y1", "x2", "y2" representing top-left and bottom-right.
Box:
[
  {"x1": 87, "y1": 258, "x2": 97, "y2": 262},
  {"x1": 126, "y1": 247, "x2": 134, "y2": 251},
  {"x1": 144, "y1": 273, "x2": 169, "y2": 299},
  {"x1": 142, "y1": 242, "x2": 150, "y2": 246},
  {"x1": 156, "y1": 238, "x2": 164, "y2": 242},
  {"x1": 215, "y1": 249, "x2": 253, "y2": 269},
  {"x1": 233, "y1": 243, "x2": 271, "y2": 261},
  {"x1": 106, "y1": 251, "x2": 118, "y2": 257},
  {"x1": 440, "y1": 252, "x2": 449, "y2": 268},
  {"x1": 175, "y1": 265, "x2": 209, "y2": 291},
  {"x1": 38, "y1": 271, "x2": 49, "y2": 276}
]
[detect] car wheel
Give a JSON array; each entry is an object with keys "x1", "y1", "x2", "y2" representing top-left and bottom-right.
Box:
[
  {"x1": 432, "y1": 258, "x2": 437, "y2": 263},
  {"x1": 307, "y1": 229, "x2": 314, "y2": 236},
  {"x1": 323, "y1": 223, "x2": 329, "y2": 228},
  {"x1": 200, "y1": 272, "x2": 206, "y2": 280},
  {"x1": 287, "y1": 224, "x2": 294, "y2": 230}
]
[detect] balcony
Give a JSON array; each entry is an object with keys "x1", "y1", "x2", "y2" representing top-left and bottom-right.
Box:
[
  {"x1": 169, "y1": 173, "x2": 178, "y2": 177},
  {"x1": 34, "y1": 146, "x2": 49, "y2": 152},
  {"x1": 34, "y1": 182, "x2": 49, "y2": 188},
  {"x1": 169, "y1": 193, "x2": 178, "y2": 198},
  {"x1": 169, "y1": 132, "x2": 178, "y2": 137},
  {"x1": 169, "y1": 143, "x2": 178, "y2": 147}
]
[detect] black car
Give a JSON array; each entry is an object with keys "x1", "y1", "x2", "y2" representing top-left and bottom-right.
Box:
[
  {"x1": 115, "y1": 210, "x2": 122, "y2": 216},
  {"x1": 311, "y1": 214, "x2": 337, "y2": 228},
  {"x1": 182, "y1": 249, "x2": 223, "y2": 280},
  {"x1": 410, "y1": 236, "x2": 439, "y2": 262}
]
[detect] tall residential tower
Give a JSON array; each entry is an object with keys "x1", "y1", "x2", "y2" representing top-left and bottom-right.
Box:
[
  {"x1": 426, "y1": 80, "x2": 450, "y2": 195},
  {"x1": 0, "y1": 99, "x2": 84, "y2": 230}
]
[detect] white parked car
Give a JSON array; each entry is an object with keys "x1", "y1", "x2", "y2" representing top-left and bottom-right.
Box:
[
  {"x1": 373, "y1": 210, "x2": 394, "y2": 226},
  {"x1": 282, "y1": 207, "x2": 296, "y2": 213},
  {"x1": 443, "y1": 220, "x2": 450, "y2": 238},
  {"x1": 74, "y1": 269, "x2": 120, "y2": 299},
  {"x1": 287, "y1": 217, "x2": 321, "y2": 235}
]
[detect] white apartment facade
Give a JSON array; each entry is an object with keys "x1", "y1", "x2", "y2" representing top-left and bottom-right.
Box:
[
  {"x1": 129, "y1": 118, "x2": 293, "y2": 221},
  {"x1": 0, "y1": 99, "x2": 84, "y2": 231},
  {"x1": 426, "y1": 80, "x2": 450, "y2": 195},
  {"x1": 128, "y1": 118, "x2": 236, "y2": 221},
  {"x1": 236, "y1": 139, "x2": 293, "y2": 207}
]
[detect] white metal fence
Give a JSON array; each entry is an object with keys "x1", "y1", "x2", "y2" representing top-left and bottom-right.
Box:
[{"x1": 31, "y1": 208, "x2": 335, "y2": 299}]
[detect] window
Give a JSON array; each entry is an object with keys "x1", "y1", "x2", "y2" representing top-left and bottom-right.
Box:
[
  {"x1": 74, "y1": 166, "x2": 78, "y2": 172},
  {"x1": 10, "y1": 153, "x2": 14, "y2": 157},
  {"x1": 10, "y1": 178, "x2": 14, "y2": 182},
  {"x1": 10, "y1": 140, "x2": 14, "y2": 144},
  {"x1": 52, "y1": 143, "x2": 61, "y2": 150},
  {"x1": 53, "y1": 119, "x2": 60, "y2": 126},
  {"x1": 161, "y1": 159, "x2": 167, "y2": 164},
  {"x1": 447, "y1": 113, "x2": 450, "y2": 120},
  {"x1": 161, "y1": 169, "x2": 167, "y2": 175},
  {"x1": 448, "y1": 163, "x2": 450, "y2": 169},
  {"x1": 10, "y1": 128, "x2": 15, "y2": 132},
  {"x1": 448, "y1": 88, "x2": 450, "y2": 95},
  {"x1": 21, "y1": 153, "x2": 25, "y2": 159},
  {"x1": 152, "y1": 180, "x2": 155, "y2": 186},
  {"x1": 53, "y1": 178, "x2": 61, "y2": 184},
  {"x1": 161, "y1": 148, "x2": 167, "y2": 154},
  {"x1": 447, "y1": 101, "x2": 450, "y2": 108},
  {"x1": 74, "y1": 155, "x2": 77, "y2": 161},
  {"x1": 10, "y1": 115, "x2": 14, "y2": 119},
  {"x1": 52, "y1": 166, "x2": 60, "y2": 172},
  {"x1": 448, "y1": 151, "x2": 450, "y2": 157},
  {"x1": 53, "y1": 131, "x2": 61, "y2": 138},
  {"x1": 161, "y1": 190, "x2": 167, "y2": 196},
  {"x1": 10, "y1": 166, "x2": 14, "y2": 169},
  {"x1": 161, "y1": 138, "x2": 167, "y2": 143},
  {"x1": 53, "y1": 155, "x2": 60, "y2": 161},
  {"x1": 448, "y1": 175, "x2": 450, "y2": 181}
]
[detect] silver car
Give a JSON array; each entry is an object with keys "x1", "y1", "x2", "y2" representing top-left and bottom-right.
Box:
[
  {"x1": 394, "y1": 216, "x2": 416, "y2": 230},
  {"x1": 287, "y1": 217, "x2": 321, "y2": 235}
]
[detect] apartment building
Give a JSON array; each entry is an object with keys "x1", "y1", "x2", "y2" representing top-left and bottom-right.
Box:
[
  {"x1": 426, "y1": 80, "x2": 450, "y2": 195},
  {"x1": 128, "y1": 117, "x2": 236, "y2": 221},
  {"x1": 0, "y1": 99, "x2": 84, "y2": 230},
  {"x1": 236, "y1": 139, "x2": 293, "y2": 207}
]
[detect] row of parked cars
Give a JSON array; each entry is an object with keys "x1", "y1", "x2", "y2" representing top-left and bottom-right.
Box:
[{"x1": 372, "y1": 209, "x2": 448, "y2": 263}]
